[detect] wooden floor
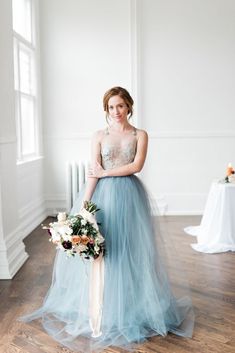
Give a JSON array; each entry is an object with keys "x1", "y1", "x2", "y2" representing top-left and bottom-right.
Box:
[{"x1": 0, "y1": 216, "x2": 234, "y2": 353}]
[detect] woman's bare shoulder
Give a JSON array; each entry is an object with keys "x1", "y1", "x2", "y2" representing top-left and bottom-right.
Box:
[
  {"x1": 135, "y1": 128, "x2": 148, "y2": 139},
  {"x1": 92, "y1": 128, "x2": 107, "y2": 142}
]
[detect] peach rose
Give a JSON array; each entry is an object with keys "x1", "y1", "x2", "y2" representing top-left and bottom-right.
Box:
[
  {"x1": 226, "y1": 163, "x2": 234, "y2": 176},
  {"x1": 80, "y1": 235, "x2": 90, "y2": 245},
  {"x1": 72, "y1": 235, "x2": 81, "y2": 244},
  {"x1": 226, "y1": 168, "x2": 234, "y2": 176}
]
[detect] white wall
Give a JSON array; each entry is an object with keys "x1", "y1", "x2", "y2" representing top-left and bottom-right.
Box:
[
  {"x1": 40, "y1": 0, "x2": 133, "y2": 214},
  {"x1": 0, "y1": 0, "x2": 28, "y2": 279},
  {"x1": 0, "y1": 0, "x2": 45, "y2": 279},
  {"x1": 41, "y1": 0, "x2": 235, "y2": 215},
  {"x1": 16, "y1": 0, "x2": 46, "y2": 240},
  {"x1": 140, "y1": 0, "x2": 235, "y2": 214},
  {"x1": 1, "y1": 0, "x2": 235, "y2": 278}
]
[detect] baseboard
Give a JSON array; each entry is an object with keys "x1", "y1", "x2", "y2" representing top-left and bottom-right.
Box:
[
  {"x1": 0, "y1": 226, "x2": 29, "y2": 279},
  {"x1": 0, "y1": 197, "x2": 48, "y2": 279},
  {"x1": 8, "y1": 240, "x2": 29, "y2": 279},
  {"x1": 44, "y1": 193, "x2": 205, "y2": 216},
  {"x1": 153, "y1": 193, "x2": 206, "y2": 215},
  {"x1": 45, "y1": 193, "x2": 67, "y2": 216},
  {"x1": 165, "y1": 210, "x2": 203, "y2": 216}
]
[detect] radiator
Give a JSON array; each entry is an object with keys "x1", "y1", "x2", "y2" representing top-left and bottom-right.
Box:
[{"x1": 66, "y1": 160, "x2": 89, "y2": 212}]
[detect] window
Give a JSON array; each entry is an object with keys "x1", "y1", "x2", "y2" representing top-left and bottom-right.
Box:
[{"x1": 12, "y1": 0, "x2": 40, "y2": 162}]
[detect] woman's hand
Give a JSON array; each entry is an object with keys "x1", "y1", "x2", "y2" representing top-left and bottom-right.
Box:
[{"x1": 88, "y1": 161, "x2": 107, "y2": 178}]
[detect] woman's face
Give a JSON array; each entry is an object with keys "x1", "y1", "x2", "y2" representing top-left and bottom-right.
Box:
[{"x1": 108, "y1": 95, "x2": 129, "y2": 123}]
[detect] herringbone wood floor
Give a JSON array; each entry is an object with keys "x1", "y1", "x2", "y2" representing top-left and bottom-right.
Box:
[{"x1": 0, "y1": 216, "x2": 234, "y2": 353}]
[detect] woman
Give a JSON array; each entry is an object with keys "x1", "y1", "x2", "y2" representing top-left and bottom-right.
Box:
[{"x1": 20, "y1": 87, "x2": 194, "y2": 352}]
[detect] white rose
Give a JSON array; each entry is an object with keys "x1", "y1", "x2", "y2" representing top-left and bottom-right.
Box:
[
  {"x1": 96, "y1": 233, "x2": 104, "y2": 244},
  {"x1": 228, "y1": 174, "x2": 235, "y2": 183},
  {"x1": 58, "y1": 225, "x2": 73, "y2": 236},
  {"x1": 77, "y1": 244, "x2": 88, "y2": 252},
  {"x1": 57, "y1": 212, "x2": 67, "y2": 222},
  {"x1": 79, "y1": 209, "x2": 98, "y2": 230},
  {"x1": 94, "y1": 244, "x2": 100, "y2": 253},
  {"x1": 81, "y1": 219, "x2": 87, "y2": 226},
  {"x1": 57, "y1": 243, "x2": 64, "y2": 250},
  {"x1": 62, "y1": 234, "x2": 72, "y2": 241},
  {"x1": 50, "y1": 229, "x2": 61, "y2": 241}
]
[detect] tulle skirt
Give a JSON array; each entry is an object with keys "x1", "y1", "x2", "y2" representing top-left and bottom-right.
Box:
[{"x1": 19, "y1": 175, "x2": 194, "y2": 352}]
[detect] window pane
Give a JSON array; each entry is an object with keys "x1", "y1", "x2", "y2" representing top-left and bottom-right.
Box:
[
  {"x1": 12, "y1": 0, "x2": 32, "y2": 42},
  {"x1": 19, "y1": 44, "x2": 35, "y2": 94},
  {"x1": 13, "y1": 39, "x2": 19, "y2": 90},
  {"x1": 20, "y1": 95, "x2": 35, "y2": 155}
]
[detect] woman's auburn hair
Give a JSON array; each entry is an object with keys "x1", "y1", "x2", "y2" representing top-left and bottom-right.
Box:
[{"x1": 103, "y1": 86, "x2": 134, "y2": 120}]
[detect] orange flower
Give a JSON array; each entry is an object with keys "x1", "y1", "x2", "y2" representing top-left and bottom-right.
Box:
[
  {"x1": 72, "y1": 235, "x2": 81, "y2": 244},
  {"x1": 80, "y1": 235, "x2": 90, "y2": 245},
  {"x1": 226, "y1": 168, "x2": 233, "y2": 176},
  {"x1": 226, "y1": 163, "x2": 234, "y2": 176}
]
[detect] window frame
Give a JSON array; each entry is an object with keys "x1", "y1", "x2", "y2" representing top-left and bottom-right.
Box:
[{"x1": 12, "y1": 0, "x2": 42, "y2": 164}]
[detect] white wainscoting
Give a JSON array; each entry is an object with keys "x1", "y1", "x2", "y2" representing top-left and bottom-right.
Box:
[
  {"x1": 43, "y1": 130, "x2": 235, "y2": 140},
  {"x1": 17, "y1": 156, "x2": 46, "y2": 237},
  {"x1": 0, "y1": 136, "x2": 17, "y2": 144},
  {"x1": 18, "y1": 197, "x2": 47, "y2": 239},
  {"x1": 43, "y1": 192, "x2": 206, "y2": 217},
  {"x1": 0, "y1": 225, "x2": 29, "y2": 279},
  {"x1": 45, "y1": 193, "x2": 67, "y2": 216},
  {"x1": 43, "y1": 130, "x2": 234, "y2": 215}
]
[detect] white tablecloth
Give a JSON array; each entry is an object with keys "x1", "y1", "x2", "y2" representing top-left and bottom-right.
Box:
[{"x1": 184, "y1": 181, "x2": 235, "y2": 253}]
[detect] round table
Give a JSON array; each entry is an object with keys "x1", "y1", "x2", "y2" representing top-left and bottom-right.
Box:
[{"x1": 184, "y1": 181, "x2": 235, "y2": 253}]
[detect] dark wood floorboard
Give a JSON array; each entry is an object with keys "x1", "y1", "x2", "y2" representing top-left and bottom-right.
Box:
[{"x1": 0, "y1": 216, "x2": 234, "y2": 353}]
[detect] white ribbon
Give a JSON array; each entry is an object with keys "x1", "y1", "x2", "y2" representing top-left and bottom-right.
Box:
[{"x1": 89, "y1": 254, "x2": 105, "y2": 337}]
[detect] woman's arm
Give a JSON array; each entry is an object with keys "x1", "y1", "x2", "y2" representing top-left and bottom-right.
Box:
[
  {"x1": 82, "y1": 178, "x2": 99, "y2": 202},
  {"x1": 82, "y1": 131, "x2": 102, "y2": 202},
  {"x1": 89, "y1": 130, "x2": 148, "y2": 178}
]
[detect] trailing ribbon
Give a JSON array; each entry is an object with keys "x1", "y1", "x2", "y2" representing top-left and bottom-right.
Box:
[{"x1": 89, "y1": 254, "x2": 104, "y2": 337}]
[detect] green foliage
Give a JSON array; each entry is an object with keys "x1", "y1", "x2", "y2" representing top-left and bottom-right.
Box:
[{"x1": 83, "y1": 200, "x2": 100, "y2": 214}]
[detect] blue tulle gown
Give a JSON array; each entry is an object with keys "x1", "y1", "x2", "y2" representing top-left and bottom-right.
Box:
[{"x1": 20, "y1": 128, "x2": 194, "y2": 352}]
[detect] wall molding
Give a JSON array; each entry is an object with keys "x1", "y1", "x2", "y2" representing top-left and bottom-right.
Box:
[
  {"x1": 0, "y1": 196, "x2": 46, "y2": 279},
  {"x1": 18, "y1": 197, "x2": 47, "y2": 239},
  {"x1": 43, "y1": 133, "x2": 91, "y2": 140},
  {"x1": 44, "y1": 192, "x2": 205, "y2": 216},
  {"x1": 153, "y1": 192, "x2": 206, "y2": 216},
  {"x1": 0, "y1": 136, "x2": 17, "y2": 144},
  {"x1": 17, "y1": 155, "x2": 44, "y2": 167},
  {"x1": 149, "y1": 130, "x2": 235, "y2": 139},
  {"x1": 0, "y1": 225, "x2": 29, "y2": 279},
  {"x1": 43, "y1": 130, "x2": 235, "y2": 141},
  {"x1": 45, "y1": 193, "x2": 67, "y2": 216},
  {"x1": 2, "y1": 224, "x2": 23, "y2": 251},
  {"x1": 0, "y1": 247, "x2": 28, "y2": 279}
]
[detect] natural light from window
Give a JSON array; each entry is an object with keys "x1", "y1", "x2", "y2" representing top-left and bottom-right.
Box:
[
  {"x1": 12, "y1": 0, "x2": 39, "y2": 162},
  {"x1": 12, "y1": 0, "x2": 32, "y2": 43}
]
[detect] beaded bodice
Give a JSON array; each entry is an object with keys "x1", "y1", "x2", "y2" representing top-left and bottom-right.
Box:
[{"x1": 100, "y1": 127, "x2": 137, "y2": 170}]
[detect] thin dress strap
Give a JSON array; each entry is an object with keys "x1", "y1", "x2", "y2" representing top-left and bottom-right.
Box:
[
  {"x1": 132, "y1": 127, "x2": 137, "y2": 136},
  {"x1": 105, "y1": 126, "x2": 137, "y2": 136}
]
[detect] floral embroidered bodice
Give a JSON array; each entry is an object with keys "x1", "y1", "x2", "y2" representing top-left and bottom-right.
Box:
[{"x1": 100, "y1": 127, "x2": 137, "y2": 170}]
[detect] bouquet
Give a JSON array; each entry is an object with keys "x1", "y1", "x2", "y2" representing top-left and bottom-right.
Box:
[{"x1": 42, "y1": 201, "x2": 105, "y2": 259}]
